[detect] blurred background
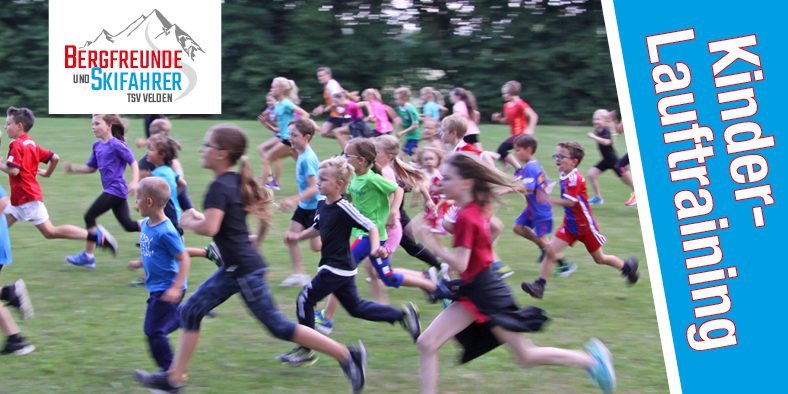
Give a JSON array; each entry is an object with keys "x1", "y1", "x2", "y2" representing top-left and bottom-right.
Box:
[{"x1": 1, "y1": 0, "x2": 617, "y2": 123}]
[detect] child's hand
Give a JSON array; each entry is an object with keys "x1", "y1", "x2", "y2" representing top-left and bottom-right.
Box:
[
  {"x1": 424, "y1": 199, "x2": 437, "y2": 215},
  {"x1": 312, "y1": 105, "x2": 325, "y2": 116},
  {"x1": 161, "y1": 287, "x2": 183, "y2": 304},
  {"x1": 373, "y1": 246, "x2": 389, "y2": 260},
  {"x1": 491, "y1": 112, "x2": 502, "y2": 122},
  {"x1": 284, "y1": 231, "x2": 300, "y2": 242},
  {"x1": 129, "y1": 182, "x2": 138, "y2": 197},
  {"x1": 128, "y1": 260, "x2": 142, "y2": 270},
  {"x1": 63, "y1": 162, "x2": 73, "y2": 174},
  {"x1": 587, "y1": 132, "x2": 595, "y2": 139},
  {"x1": 279, "y1": 196, "x2": 298, "y2": 211},
  {"x1": 135, "y1": 137, "x2": 148, "y2": 149},
  {"x1": 38, "y1": 168, "x2": 50, "y2": 177},
  {"x1": 257, "y1": 114, "x2": 267, "y2": 124}
]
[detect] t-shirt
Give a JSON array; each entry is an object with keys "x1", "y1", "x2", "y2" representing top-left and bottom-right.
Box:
[
  {"x1": 5, "y1": 133, "x2": 54, "y2": 206},
  {"x1": 140, "y1": 217, "x2": 186, "y2": 293},
  {"x1": 346, "y1": 100, "x2": 364, "y2": 121},
  {"x1": 0, "y1": 186, "x2": 12, "y2": 265},
  {"x1": 520, "y1": 159, "x2": 553, "y2": 221},
  {"x1": 313, "y1": 198, "x2": 375, "y2": 274},
  {"x1": 323, "y1": 79, "x2": 343, "y2": 117},
  {"x1": 396, "y1": 103, "x2": 421, "y2": 141},
  {"x1": 275, "y1": 99, "x2": 297, "y2": 140},
  {"x1": 86, "y1": 137, "x2": 136, "y2": 198},
  {"x1": 369, "y1": 101, "x2": 393, "y2": 133},
  {"x1": 453, "y1": 101, "x2": 480, "y2": 136},
  {"x1": 559, "y1": 168, "x2": 600, "y2": 235},
  {"x1": 503, "y1": 97, "x2": 531, "y2": 136},
  {"x1": 296, "y1": 146, "x2": 322, "y2": 210},
  {"x1": 453, "y1": 202, "x2": 494, "y2": 282},
  {"x1": 203, "y1": 172, "x2": 266, "y2": 276},
  {"x1": 152, "y1": 165, "x2": 182, "y2": 220},
  {"x1": 422, "y1": 101, "x2": 441, "y2": 121},
  {"x1": 348, "y1": 169, "x2": 397, "y2": 240},
  {"x1": 594, "y1": 128, "x2": 618, "y2": 161}
]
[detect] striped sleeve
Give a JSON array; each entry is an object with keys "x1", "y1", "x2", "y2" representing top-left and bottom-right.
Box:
[{"x1": 337, "y1": 199, "x2": 375, "y2": 232}]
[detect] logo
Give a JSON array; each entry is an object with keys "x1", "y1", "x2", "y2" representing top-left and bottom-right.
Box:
[{"x1": 49, "y1": 0, "x2": 221, "y2": 114}]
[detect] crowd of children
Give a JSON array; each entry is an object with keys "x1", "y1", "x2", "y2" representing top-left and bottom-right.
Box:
[{"x1": 0, "y1": 68, "x2": 642, "y2": 394}]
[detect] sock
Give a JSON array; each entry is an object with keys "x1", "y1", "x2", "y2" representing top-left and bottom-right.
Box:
[
  {"x1": 0, "y1": 285, "x2": 10, "y2": 302},
  {"x1": 7, "y1": 333, "x2": 21, "y2": 343},
  {"x1": 535, "y1": 278, "x2": 546, "y2": 286},
  {"x1": 85, "y1": 252, "x2": 94, "y2": 258},
  {"x1": 86, "y1": 232, "x2": 98, "y2": 242}
]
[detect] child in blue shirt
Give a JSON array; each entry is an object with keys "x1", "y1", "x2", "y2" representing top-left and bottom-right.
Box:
[
  {"x1": 134, "y1": 177, "x2": 190, "y2": 371},
  {"x1": 500, "y1": 134, "x2": 575, "y2": 276}
]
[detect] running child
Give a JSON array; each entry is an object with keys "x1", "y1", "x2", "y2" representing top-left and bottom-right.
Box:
[
  {"x1": 394, "y1": 87, "x2": 422, "y2": 157},
  {"x1": 497, "y1": 134, "x2": 575, "y2": 276},
  {"x1": 586, "y1": 109, "x2": 632, "y2": 205},
  {"x1": 136, "y1": 117, "x2": 172, "y2": 148},
  {"x1": 361, "y1": 88, "x2": 399, "y2": 136},
  {"x1": 520, "y1": 141, "x2": 639, "y2": 299},
  {"x1": 279, "y1": 119, "x2": 323, "y2": 288},
  {"x1": 449, "y1": 88, "x2": 481, "y2": 147},
  {"x1": 417, "y1": 152, "x2": 616, "y2": 394},
  {"x1": 65, "y1": 114, "x2": 140, "y2": 269},
  {"x1": 256, "y1": 93, "x2": 284, "y2": 187},
  {"x1": 414, "y1": 147, "x2": 449, "y2": 236},
  {"x1": 134, "y1": 124, "x2": 367, "y2": 394},
  {"x1": 0, "y1": 182, "x2": 35, "y2": 356},
  {"x1": 135, "y1": 177, "x2": 190, "y2": 372},
  {"x1": 331, "y1": 91, "x2": 374, "y2": 141},
  {"x1": 438, "y1": 114, "x2": 512, "y2": 278},
  {"x1": 259, "y1": 77, "x2": 310, "y2": 190},
  {"x1": 419, "y1": 87, "x2": 445, "y2": 121},
  {"x1": 0, "y1": 107, "x2": 118, "y2": 256},
  {"x1": 491, "y1": 80, "x2": 538, "y2": 170},
  {"x1": 419, "y1": 119, "x2": 444, "y2": 151},
  {"x1": 279, "y1": 156, "x2": 420, "y2": 366}
]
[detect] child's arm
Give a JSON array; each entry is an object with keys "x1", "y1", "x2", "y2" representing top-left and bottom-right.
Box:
[
  {"x1": 0, "y1": 196, "x2": 8, "y2": 213},
  {"x1": 176, "y1": 175, "x2": 187, "y2": 195},
  {"x1": 180, "y1": 208, "x2": 223, "y2": 237},
  {"x1": 587, "y1": 132, "x2": 612, "y2": 146},
  {"x1": 128, "y1": 160, "x2": 139, "y2": 196},
  {"x1": 38, "y1": 153, "x2": 60, "y2": 178},
  {"x1": 417, "y1": 182, "x2": 437, "y2": 213},
  {"x1": 421, "y1": 234, "x2": 472, "y2": 273},
  {"x1": 524, "y1": 107, "x2": 539, "y2": 134},
  {"x1": 135, "y1": 137, "x2": 149, "y2": 149},
  {"x1": 386, "y1": 187, "x2": 404, "y2": 228},
  {"x1": 280, "y1": 175, "x2": 317, "y2": 211},
  {"x1": 285, "y1": 226, "x2": 320, "y2": 242},
  {"x1": 294, "y1": 105, "x2": 311, "y2": 119},
  {"x1": 161, "y1": 251, "x2": 190, "y2": 303},
  {"x1": 386, "y1": 106, "x2": 402, "y2": 126},
  {"x1": 171, "y1": 159, "x2": 185, "y2": 176},
  {"x1": 63, "y1": 162, "x2": 97, "y2": 174},
  {"x1": 397, "y1": 112, "x2": 420, "y2": 137},
  {"x1": 367, "y1": 225, "x2": 387, "y2": 259}
]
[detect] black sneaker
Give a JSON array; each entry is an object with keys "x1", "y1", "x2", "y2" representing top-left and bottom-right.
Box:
[
  {"x1": 134, "y1": 370, "x2": 182, "y2": 394},
  {"x1": 521, "y1": 281, "x2": 545, "y2": 299},
  {"x1": 6, "y1": 279, "x2": 34, "y2": 320},
  {"x1": 96, "y1": 225, "x2": 118, "y2": 256},
  {"x1": 622, "y1": 257, "x2": 640, "y2": 285},
  {"x1": 340, "y1": 341, "x2": 367, "y2": 394},
  {"x1": 400, "y1": 302, "x2": 421, "y2": 342},
  {"x1": 1, "y1": 336, "x2": 35, "y2": 356},
  {"x1": 205, "y1": 242, "x2": 223, "y2": 267},
  {"x1": 279, "y1": 346, "x2": 318, "y2": 366}
]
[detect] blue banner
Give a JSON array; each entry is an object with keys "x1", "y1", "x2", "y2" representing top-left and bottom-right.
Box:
[{"x1": 604, "y1": 1, "x2": 784, "y2": 392}]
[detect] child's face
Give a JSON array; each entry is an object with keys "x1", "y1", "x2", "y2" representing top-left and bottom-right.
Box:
[
  {"x1": 593, "y1": 113, "x2": 607, "y2": 129},
  {"x1": 438, "y1": 163, "x2": 467, "y2": 200},
  {"x1": 395, "y1": 95, "x2": 408, "y2": 107},
  {"x1": 266, "y1": 95, "x2": 276, "y2": 106},
  {"x1": 439, "y1": 125, "x2": 455, "y2": 145},
  {"x1": 374, "y1": 143, "x2": 391, "y2": 165},
  {"x1": 343, "y1": 145, "x2": 366, "y2": 174},
  {"x1": 420, "y1": 91, "x2": 431, "y2": 103},
  {"x1": 501, "y1": 87, "x2": 514, "y2": 102},
  {"x1": 136, "y1": 192, "x2": 155, "y2": 217},
  {"x1": 91, "y1": 116, "x2": 110, "y2": 139},
  {"x1": 270, "y1": 81, "x2": 284, "y2": 98},
  {"x1": 514, "y1": 145, "x2": 533, "y2": 162},
  {"x1": 419, "y1": 151, "x2": 439, "y2": 169},
  {"x1": 199, "y1": 131, "x2": 221, "y2": 169},
  {"x1": 422, "y1": 122, "x2": 437, "y2": 138},
  {"x1": 147, "y1": 144, "x2": 163, "y2": 166},
  {"x1": 4, "y1": 116, "x2": 23, "y2": 139},
  {"x1": 554, "y1": 146, "x2": 578, "y2": 174},
  {"x1": 317, "y1": 168, "x2": 344, "y2": 197},
  {"x1": 289, "y1": 126, "x2": 309, "y2": 151}
]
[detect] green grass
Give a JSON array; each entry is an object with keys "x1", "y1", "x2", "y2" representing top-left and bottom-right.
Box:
[{"x1": 1, "y1": 117, "x2": 667, "y2": 393}]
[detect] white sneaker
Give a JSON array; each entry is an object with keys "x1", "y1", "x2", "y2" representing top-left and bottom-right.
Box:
[{"x1": 280, "y1": 274, "x2": 311, "y2": 287}]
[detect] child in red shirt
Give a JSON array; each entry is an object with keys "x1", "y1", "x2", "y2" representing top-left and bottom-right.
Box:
[
  {"x1": 418, "y1": 152, "x2": 616, "y2": 394},
  {"x1": 0, "y1": 107, "x2": 117, "y2": 266},
  {"x1": 492, "y1": 80, "x2": 539, "y2": 170}
]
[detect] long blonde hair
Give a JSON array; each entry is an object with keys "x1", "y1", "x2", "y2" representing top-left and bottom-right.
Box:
[
  {"x1": 374, "y1": 134, "x2": 424, "y2": 189},
  {"x1": 272, "y1": 77, "x2": 300, "y2": 104}
]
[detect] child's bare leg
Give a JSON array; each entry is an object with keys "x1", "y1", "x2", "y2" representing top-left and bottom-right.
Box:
[
  {"x1": 588, "y1": 167, "x2": 603, "y2": 198},
  {"x1": 539, "y1": 238, "x2": 569, "y2": 280},
  {"x1": 364, "y1": 259, "x2": 388, "y2": 304},
  {"x1": 35, "y1": 221, "x2": 88, "y2": 240},
  {"x1": 590, "y1": 248, "x2": 625, "y2": 270},
  {"x1": 491, "y1": 326, "x2": 593, "y2": 368},
  {"x1": 417, "y1": 303, "x2": 476, "y2": 394}
]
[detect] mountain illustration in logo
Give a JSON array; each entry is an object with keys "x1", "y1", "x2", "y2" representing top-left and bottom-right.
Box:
[{"x1": 80, "y1": 9, "x2": 204, "y2": 61}]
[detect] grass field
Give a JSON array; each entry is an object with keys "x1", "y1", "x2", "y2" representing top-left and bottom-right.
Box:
[{"x1": 0, "y1": 117, "x2": 668, "y2": 393}]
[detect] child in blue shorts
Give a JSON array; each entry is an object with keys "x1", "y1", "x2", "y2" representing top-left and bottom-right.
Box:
[
  {"x1": 500, "y1": 134, "x2": 575, "y2": 276},
  {"x1": 133, "y1": 177, "x2": 190, "y2": 371}
]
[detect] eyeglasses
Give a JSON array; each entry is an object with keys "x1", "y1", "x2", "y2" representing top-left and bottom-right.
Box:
[
  {"x1": 552, "y1": 154, "x2": 570, "y2": 161},
  {"x1": 342, "y1": 153, "x2": 360, "y2": 159},
  {"x1": 202, "y1": 142, "x2": 218, "y2": 149}
]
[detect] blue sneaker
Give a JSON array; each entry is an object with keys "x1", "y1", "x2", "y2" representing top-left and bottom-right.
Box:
[
  {"x1": 314, "y1": 309, "x2": 334, "y2": 335},
  {"x1": 588, "y1": 196, "x2": 604, "y2": 205},
  {"x1": 586, "y1": 338, "x2": 616, "y2": 394},
  {"x1": 66, "y1": 251, "x2": 96, "y2": 270}
]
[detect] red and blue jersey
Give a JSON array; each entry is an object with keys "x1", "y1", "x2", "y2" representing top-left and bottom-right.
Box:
[{"x1": 559, "y1": 169, "x2": 603, "y2": 239}]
